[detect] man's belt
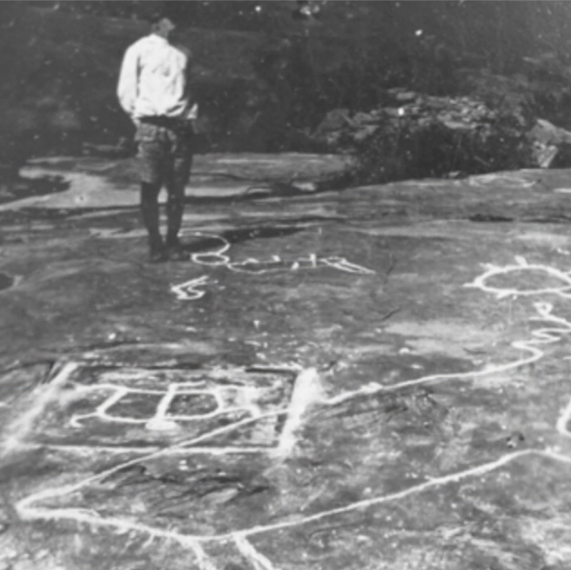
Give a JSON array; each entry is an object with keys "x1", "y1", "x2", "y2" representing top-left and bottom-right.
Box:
[{"x1": 139, "y1": 116, "x2": 190, "y2": 129}]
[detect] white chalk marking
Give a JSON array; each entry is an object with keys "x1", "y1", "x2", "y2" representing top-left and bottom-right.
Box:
[
  {"x1": 46, "y1": 444, "x2": 269, "y2": 455},
  {"x1": 171, "y1": 231, "x2": 375, "y2": 300},
  {"x1": 17, "y1": 503, "x2": 214, "y2": 569},
  {"x1": 171, "y1": 275, "x2": 215, "y2": 301},
  {"x1": 219, "y1": 449, "x2": 535, "y2": 540},
  {"x1": 465, "y1": 261, "x2": 571, "y2": 299},
  {"x1": 189, "y1": 232, "x2": 231, "y2": 266},
  {"x1": 233, "y1": 534, "x2": 274, "y2": 570},
  {"x1": 468, "y1": 173, "x2": 536, "y2": 188},
  {"x1": 227, "y1": 254, "x2": 375, "y2": 276},
  {"x1": 16, "y1": 407, "x2": 290, "y2": 521},
  {"x1": 189, "y1": 539, "x2": 217, "y2": 570},
  {"x1": 145, "y1": 418, "x2": 180, "y2": 432},
  {"x1": 146, "y1": 383, "x2": 179, "y2": 431},
  {"x1": 17, "y1": 258, "x2": 571, "y2": 568},
  {"x1": 275, "y1": 368, "x2": 324, "y2": 458},
  {"x1": 3, "y1": 362, "x2": 79, "y2": 452},
  {"x1": 16, "y1": 448, "x2": 571, "y2": 555},
  {"x1": 69, "y1": 381, "x2": 270, "y2": 429},
  {"x1": 557, "y1": 398, "x2": 571, "y2": 437},
  {"x1": 320, "y1": 256, "x2": 376, "y2": 275},
  {"x1": 331, "y1": 267, "x2": 571, "y2": 405}
]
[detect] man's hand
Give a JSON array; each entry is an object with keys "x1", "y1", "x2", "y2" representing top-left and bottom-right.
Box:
[{"x1": 186, "y1": 103, "x2": 199, "y2": 121}]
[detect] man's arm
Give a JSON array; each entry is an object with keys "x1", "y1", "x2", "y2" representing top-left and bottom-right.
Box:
[
  {"x1": 181, "y1": 47, "x2": 198, "y2": 120},
  {"x1": 117, "y1": 44, "x2": 140, "y2": 120}
]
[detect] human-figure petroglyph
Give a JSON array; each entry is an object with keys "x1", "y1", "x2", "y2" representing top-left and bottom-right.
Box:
[
  {"x1": 171, "y1": 231, "x2": 375, "y2": 300},
  {"x1": 15, "y1": 257, "x2": 571, "y2": 569}
]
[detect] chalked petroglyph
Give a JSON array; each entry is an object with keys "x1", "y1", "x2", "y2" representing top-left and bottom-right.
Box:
[
  {"x1": 465, "y1": 256, "x2": 571, "y2": 299},
  {"x1": 171, "y1": 275, "x2": 216, "y2": 301},
  {"x1": 329, "y1": 257, "x2": 571, "y2": 405},
  {"x1": 467, "y1": 172, "x2": 537, "y2": 188},
  {"x1": 171, "y1": 232, "x2": 375, "y2": 301},
  {"x1": 14, "y1": 258, "x2": 571, "y2": 569},
  {"x1": 70, "y1": 381, "x2": 262, "y2": 431},
  {"x1": 32, "y1": 366, "x2": 296, "y2": 450}
]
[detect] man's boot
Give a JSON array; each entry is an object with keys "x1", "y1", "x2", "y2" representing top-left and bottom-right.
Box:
[
  {"x1": 165, "y1": 182, "x2": 190, "y2": 261},
  {"x1": 148, "y1": 235, "x2": 168, "y2": 263},
  {"x1": 165, "y1": 237, "x2": 190, "y2": 261}
]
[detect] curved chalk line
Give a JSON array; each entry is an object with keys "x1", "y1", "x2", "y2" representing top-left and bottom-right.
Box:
[
  {"x1": 329, "y1": 257, "x2": 571, "y2": 405},
  {"x1": 327, "y1": 300, "x2": 569, "y2": 406},
  {"x1": 170, "y1": 275, "x2": 215, "y2": 301},
  {"x1": 190, "y1": 232, "x2": 231, "y2": 267},
  {"x1": 16, "y1": 258, "x2": 571, "y2": 569},
  {"x1": 16, "y1": 449, "x2": 571, "y2": 569}
]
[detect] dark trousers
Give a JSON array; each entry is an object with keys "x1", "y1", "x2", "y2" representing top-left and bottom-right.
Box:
[{"x1": 136, "y1": 118, "x2": 193, "y2": 247}]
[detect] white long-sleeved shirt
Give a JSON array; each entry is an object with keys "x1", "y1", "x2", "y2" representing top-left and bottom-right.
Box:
[{"x1": 117, "y1": 34, "x2": 197, "y2": 120}]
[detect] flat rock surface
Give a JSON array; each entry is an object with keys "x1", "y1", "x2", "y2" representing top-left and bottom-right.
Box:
[
  {"x1": 2, "y1": 156, "x2": 571, "y2": 569},
  {"x1": 1, "y1": 153, "x2": 353, "y2": 211}
]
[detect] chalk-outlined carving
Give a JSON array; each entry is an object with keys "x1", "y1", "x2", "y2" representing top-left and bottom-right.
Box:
[
  {"x1": 170, "y1": 275, "x2": 215, "y2": 300},
  {"x1": 57, "y1": 367, "x2": 296, "y2": 447},
  {"x1": 465, "y1": 256, "x2": 571, "y2": 299},
  {"x1": 69, "y1": 381, "x2": 262, "y2": 431},
  {"x1": 16, "y1": 258, "x2": 571, "y2": 569},
  {"x1": 190, "y1": 232, "x2": 231, "y2": 266},
  {"x1": 227, "y1": 254, "x2": 375, "y2": 275},
  {"x1": 171, "y1": 231, "x2": 375, "y2": 301},
  {"x1": 467, "y1": 172, "x2": 537, "y2": 188}
]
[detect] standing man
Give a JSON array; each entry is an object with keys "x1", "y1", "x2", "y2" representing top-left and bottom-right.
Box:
[{"x1": 117, "y1": 15, "x2": 197, "y2": 262}]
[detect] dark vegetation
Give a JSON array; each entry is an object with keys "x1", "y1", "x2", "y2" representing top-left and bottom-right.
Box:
[{"x1": 2, "y1": 1, "x2": 571, "y2": 184}]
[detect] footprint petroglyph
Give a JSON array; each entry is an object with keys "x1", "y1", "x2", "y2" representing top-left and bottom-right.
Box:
[{"x1": 15, "y1": 257, "x2": 571, "y2": 569}]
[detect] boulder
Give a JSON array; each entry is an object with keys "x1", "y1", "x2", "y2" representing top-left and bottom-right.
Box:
[
  {"x1": 527, "y1": 118, "x2": 571, "y2": 168},
  {"x1": 313, "y1": 109, "x2": 354, "y2": 136},
  {"x1": 310, "y1": 92, "x2": 542, "y2": 184}
]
